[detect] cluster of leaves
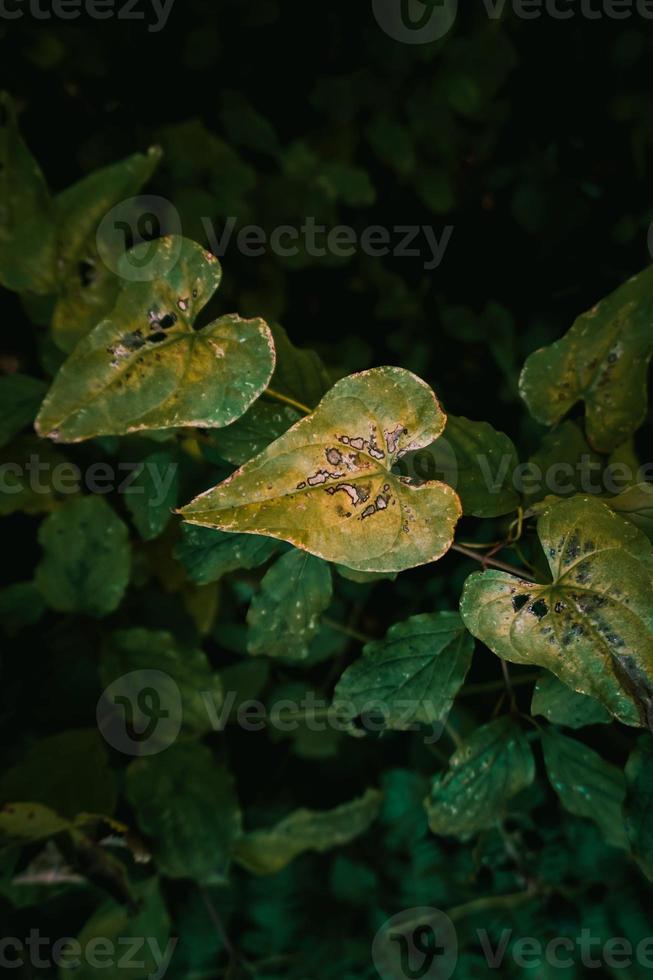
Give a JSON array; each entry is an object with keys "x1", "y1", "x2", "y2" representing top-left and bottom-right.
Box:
[{"x1": 3, "y1": 8, "x2": 653, "y2": 979}]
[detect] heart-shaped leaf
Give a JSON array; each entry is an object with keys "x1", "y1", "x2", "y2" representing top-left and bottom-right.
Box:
[
  {"x1": 520, "y1": 265, "x2": 653, "y2": 452},
  {"x1": 180, "y1": 367, "x2": 462, "y2": 573},
  {"x1": 460, "y1": 496, "x2": 653, "y2": 727},
  {"x1": 36, "y1": 236, "x2": 276, "y2": 441}
]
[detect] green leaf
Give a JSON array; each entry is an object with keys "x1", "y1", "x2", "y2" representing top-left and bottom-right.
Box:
[
  {"x1": 523, "y1": 420, "x2": 603, "y2": 505},
  {"x1": 175, "y1": 523, "x2": 280, "y2": 585},
  {"x1": 0, "y1": 374, "x2": 47, "y2": 448},
  {"x1": 100, "y1": 628, "x2": 222, "y2": 739},
  {"x1": 333, "y1": 611, "x2": 474, "y2": 732},
  {"x1": 531, "y1": 673, "x2": 611, "y2": 728},
  {"x1": 541, "y1": 728, "x2": 627, "y2": 849},
  {"x1": 460, "y1": 496, "x2": 653, "y2": 727},
  {"x1": 233, "y1": 789, "x2": 381, "y2": 875},
  {"x1": 59, "y1": 878, "x2": 171, "y2": 980},
  {"x1": 0, "y1": 730, "x2": 117, "y2": 819},
  {"x1": 267, "y1": 323, "x2": 331, "y2": 409},
  {"x1": 125, "y1": 742, "x2": 241, "y2": 883},
  {"x1": 425, "y1": 717, "x2": 535, "y2": 838},
  {"x1": 0, "y1": 803, "x2": 71, "y2": 844},
  {"x1": 607, "y1": 483, "x2": 653, "y2": 542},
  {"x1": 206, "y1": 399, "x2": 300, "y2": 466},
  {"x1": 36, "y1": 236, "x2": 276, "y2": 442},
  {"x1": 124, "y1": 450, "x2": 179, "y2": 541},
  {"x1": 624, "y1": 735, "x2": 653, "y2": 880},
  {"x1": 520, "y1": 265, "x2": 653, "y2": 452},
  {"x1": 35, "y1": 496, "x2": 131, "y2": 617},
  {"x1": 181, "y1": 367, "x2": 462, "y2": 573},
  {"x1": 0, "y1": 582, "x2": 45, "y2": 636},
  {"x1": 407, "y1": 414, "x2": 520, "y2": 517},
  {"x1": 247, "y1": 549, "x2": 333, "y2": 660},
  {"x1": 52, "y1": 147, "x2": 162, "y2": 352},
  {"x1": 0, "y1": 435, "x2": 77, "y2": 516},
  {"x1": 0, "y1": 91, "x2": 56, "y2": 294}
]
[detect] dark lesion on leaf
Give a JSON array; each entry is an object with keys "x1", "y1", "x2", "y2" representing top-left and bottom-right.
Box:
[
  {"x1": 512, "y1": 593, "x2": 530, "y2": 612},
  {"x1": 529, "y1": 598, "x2": 549, "y2": 619}
]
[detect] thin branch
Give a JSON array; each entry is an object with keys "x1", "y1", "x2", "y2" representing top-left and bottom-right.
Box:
[
  {"x1": 451, "y1": 543, "x2": 536, "y2": 581},
  {"x1": 322, "y1": 616, "x2": 374, "y2": 645},
  {"x1": 263, "y1": 387, "x2": 312, "y2": 415}
]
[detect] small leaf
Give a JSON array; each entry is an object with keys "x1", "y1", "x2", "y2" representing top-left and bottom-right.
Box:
[
  {"x1": 531, "y1": 673, "x2": 611, "y2": 729},
  {"x1": 175, "y1": 524, "x2": 280, "y2": 586},
  {"x1": 267, "y1": 323, "x2": 331, "y2": 409},
  {"x1": 60, "y1": 878, "x2": 171, "y2": 980},
  {"x1": 333, "y1": 611, "x2": 474, "y2": 731},
  {"x1": 0, "y1": 730, "x2": 117, "y2": 819},
  {"x1": 36, "y1": 236, "x2": 276, "y2": 442},
  {"x1": 0, "y1": 436, "x2": 76, "y2": 516},
  {"x1": 541, "y1": 728, "x2": 627, "y2": 849},
  {"x1": 425, "y1": 717, "x2": 535, "y2": 838},
  {"x1": 247, "y1": 549, "x2": 333, "y2": 660},
  {"x1": 406, "y1": 414, "x2": 520, "y2": 517},
  {"x1": 461, "y1": 496, "x2": 653, "y2": 727},
  {"x1": 35, "y1": 496, "x2": 131, "y2": 617},
  {"x1": 0, "y1": 582, "x2": 45, "y2": 636},
  {"x1": 0, "y1": 91, "x2": 56, "y2": 294},
  {"x1": 624, "y1": 734, "x2": 653, "y2": 881},
  {"x1": 125, "y1": 742, "x2": 241, "y2": 883},
  {"x1": 100, "y1": 629, "x2": 222, "y2": 739},
  {"x1": 233, "y1": 789, "x2": 381, "y2": 875},
  {"x1": 523, "y1": 420, "x2": 603, "y2": 505},
  {"x1": 124, "y1": 450, "x2": 179, "y2": 541},
  {"x1": 607, "y1": 483, "x2": 653, "y2": 543},
  {"x1": 207, "y1": 399, "x2": 300, "y2": 466},
  {"x1": 0, "y1": 374, "x2": 47, "y2": 448},
  {"x1": 0, "y1": 803, "x2": 71, "y2": 844},
  {"x1": 520, "y1": 265, "x2": 653, "y2": 452},
  {"x1": 181, "y1": 367, "x2": 462, "y2": 573}
]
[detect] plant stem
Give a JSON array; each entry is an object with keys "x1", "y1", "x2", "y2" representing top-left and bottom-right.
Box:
[
  {"x1": 263, "y1": 387, "x2": 312, "y2": 415},
  {"x1": 323, "y1": 616, "x2": 374, "y2": 645},
  {"x1": 458, "y1": 671, "x2": 540, "y2": 696},
  {"x1": 451, "y1": 543, "x2": 536, "y2": 581}
]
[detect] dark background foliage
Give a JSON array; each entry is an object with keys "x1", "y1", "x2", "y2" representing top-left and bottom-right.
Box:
[{"x1": 1, "y1": 3, "x2": 653, "y2": 978}]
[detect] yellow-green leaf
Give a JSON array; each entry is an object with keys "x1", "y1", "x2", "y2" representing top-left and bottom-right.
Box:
[
  {"x1": 233, "y1": 789, "x2": 381, "y2": 875},
  {"x1": 461, "y1": 496, "x2": 653, "y2": 727},
  {"x1": 36, "y1": 237, "x2": 275, "y2": 441},
  {"x1": 180, "y1": 367, "x2": 462, "y2": 573},
  {"x1": 520, "y1": 265, "x2": 653, "y2": 452}
]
